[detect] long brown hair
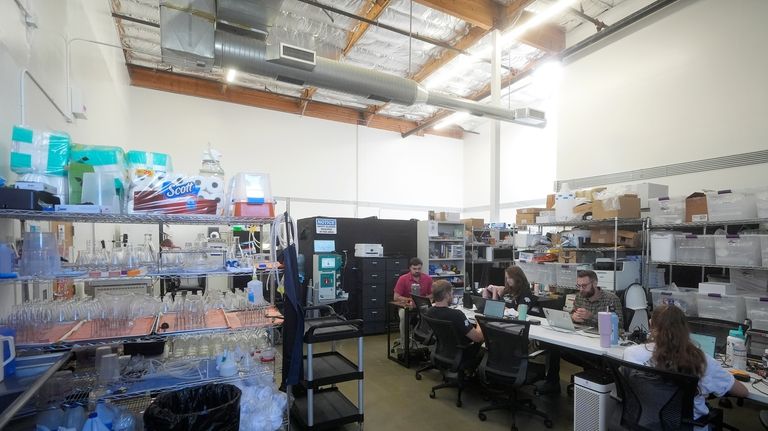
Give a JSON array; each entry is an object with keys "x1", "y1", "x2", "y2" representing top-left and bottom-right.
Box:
[
  {"x1": 502, "y1": 266, "x2": 531, "y2": 298},
  {"x1": 650, "y1": 305, "x2": 705, "y2": 376}
]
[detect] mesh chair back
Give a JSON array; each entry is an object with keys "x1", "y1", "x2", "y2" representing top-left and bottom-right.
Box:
[
  {"x1": 605, "y1": 356, "x2": 699, "y2": 431},
  {"x1": 422, "y1": 314, "x2": 466, "y2": 371},
  {"x1": 687, "y1": 317, "x2": 735, "y2": 355},
  {"x1": 411, "y1": 295, "x2": 434, "y2": 344},
  {"x1": 476, "y1": 315, "x2": 530, "y2": 385}
]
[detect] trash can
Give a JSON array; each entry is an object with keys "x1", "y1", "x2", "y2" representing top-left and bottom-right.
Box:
[{"x1": 144, "y1": 383, "x2": 242, "y2": 431}]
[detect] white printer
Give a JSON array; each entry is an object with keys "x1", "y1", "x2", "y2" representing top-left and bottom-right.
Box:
[
  {"x1": 593, "y1": 258, "x2": 641, "y2": 291},
  {"x1": 354, "y1": 243, "x2": 383, "y2": 257}
]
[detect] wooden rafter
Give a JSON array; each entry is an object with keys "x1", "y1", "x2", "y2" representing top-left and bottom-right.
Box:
[
  {"x1": 414, "y1": 0, "x2": 501, "y2": 30},
  {"x1": 127, "y1": 65, "x2": 462, "y2": 139}
]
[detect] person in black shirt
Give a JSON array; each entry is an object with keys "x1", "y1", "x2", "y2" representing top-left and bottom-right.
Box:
[
  {"x1": 482, "y1": 265, "x2": 538, "y2": 313},
  {"x1": 426, "y1": 280, "x2": 483, "y2": 343}
]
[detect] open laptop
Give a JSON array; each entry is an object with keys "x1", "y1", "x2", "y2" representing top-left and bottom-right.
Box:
[
  {"x1": 543, "y1": 308, "x2": 596, "y2": 333},
  {"x1": 690, "y1": 333, "x2": 717, "y2": 358},
  {"x1": 483, "y1": 299, "x2": 506, "y2": 318},
  {"x1": 471, "y1": 295, "x2": 487, "y2": 314}
]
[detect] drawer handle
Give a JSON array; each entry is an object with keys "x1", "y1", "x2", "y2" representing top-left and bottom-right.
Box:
[{"x1": 371, "y1": 298, "x2": 377, "y2": 302}]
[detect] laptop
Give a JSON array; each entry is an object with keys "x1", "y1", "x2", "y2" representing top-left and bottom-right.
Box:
[
  {"x1": 543, "y1": 308, "x2": 595, "y2": 332},
  {"x1": 471, "y1": 295, "x2": 487, "y2": 314},
  {"x1": 483, "y1": 299, "x2": 506, "y2": 318},
  {"x1": 690, "y1": 333, "x2": 717, "y2": 358}
]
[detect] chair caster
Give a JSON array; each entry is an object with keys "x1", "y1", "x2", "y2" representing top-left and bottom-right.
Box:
[
  {"x1": 544, "y1": 419, "x2": 554, "y2": 428},
  {"x1": 478, "y1": 413, "x2": 487, "y2": 421},
  {"x1": 456, "y1": 400, "x2": 462, "y2": 407},
  {"x1": 429, "y1": 390, "x2": 436, "y2": 399},
  {"x1": 415, "y1": 373, "x2": 422, "y2": 380}
]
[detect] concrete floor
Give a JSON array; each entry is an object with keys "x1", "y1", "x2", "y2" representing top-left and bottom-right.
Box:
[{"x1": 294, "y1": 334, "x2": 764, "y2": 431}]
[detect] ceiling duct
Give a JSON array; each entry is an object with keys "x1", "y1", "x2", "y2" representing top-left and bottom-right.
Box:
[{"x1": 160, "y1": 1, "x2": 546, "y2": 127}]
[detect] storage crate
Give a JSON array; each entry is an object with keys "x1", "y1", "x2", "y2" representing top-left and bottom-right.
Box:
[
  {"x1": 757, "y1": 191, "x2": 768, "y2": 219},
  {"x1": 650, "y1": 231, "x2": 678, "y2": 262},
  {"x1": 745, "y1": 296, "x2": 768, "y2": 331},
  {"x1": 534, "y1": 263, "x2": 557, "y2": 287},
  {"x1": 730, "y1": 268, "x2": 768, "y2": 294},
  {"x1": 649, "y1": 197, "x2": 685, "y2": 225},
  {"x1": 555, "y1": 264, "x2": 591, "y2": 287},
  {"x1": 707, "y1": 191, "x2": 757, "y2": 221},
  {"x1": 696, "y1": 294, "x2": 746, "y2": 323},
  {"x1": 675, "y1": 235, "x2": 715, "y2": 264},
  {"x1": 762, "y1": 236, "x2": 768, "y2": 268},
  {"x1": 651, "y1": 288, "x2": 698, "y2": 316},
  {"x1": 714, "y1": 234, "x2": 762, "y2": 267}
]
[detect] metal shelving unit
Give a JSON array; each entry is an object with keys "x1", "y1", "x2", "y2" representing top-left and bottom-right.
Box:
[
  {"x1": 417, "y1": 220, "x2": 466, "y2": 287},
  {"x1": 0, "y1": 209, "x2": 273, "y2": 225},
  {"x1": 465, "y1": 226, "x2": 516, "y2": 290}
]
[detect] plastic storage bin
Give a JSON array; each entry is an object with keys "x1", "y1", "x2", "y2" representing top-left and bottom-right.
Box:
[
  {"x1": 757, "y1": 191, "x2": 768, "y2": 219},
  {"x1": 762, "y1": 236, "x2": 768, "y2": 268},
  {"x1": 650, "y1": 231, "x2": 679, "y2": 262},
  {"x1": 555, "y1": 264, "x2": 591, "y2": 287},
  {"x1": 745, "y1": 296, "x2": 768, "y2": 331},
  {"x1": 675, "y1": 235, "x2": 715, "y2": 264},
  {"x1": 714, "y1": 234, "x2": 763, "y2": 267},
  {"x1": 707, "y1": 191, "x2": 757, "y2": 221},
  {"x1": 696, "y1": 294, "x2": 746, "y2": 323},
  {"x1": 651, "y1": 288, "x2": 698, "y2": 317},
  {"x1": 649, "y1": 197, "x2": 685, "y2": 225}
]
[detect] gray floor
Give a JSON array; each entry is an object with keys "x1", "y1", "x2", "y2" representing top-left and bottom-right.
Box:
[{"x1": 293, "y1": 334, "x2": 765, "y2": 431}]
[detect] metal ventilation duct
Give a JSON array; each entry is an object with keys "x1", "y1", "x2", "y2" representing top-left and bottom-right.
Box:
[{"x1": 159, "y1": 0, "x2": 546, "y2": 127}]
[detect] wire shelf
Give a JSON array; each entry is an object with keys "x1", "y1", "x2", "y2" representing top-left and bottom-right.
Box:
[
  {"x1": 0, "y1": 209, "x2": 274, "y2": 225},
  {"x1": 651, "y1": 261, "x2": 768, "y2": 270},
  {"x1": 649, "y1": 218, "x2": 768, "y2": 228},
  {"x1": 0, "y1": 268, "x2": 284, "y2": 285},
  {"x1": 532, "y1": 218, "x2": 645, "y2": 227},
  {"x1": 561, "y1": 247, "x2": 641, "y2": 252}
]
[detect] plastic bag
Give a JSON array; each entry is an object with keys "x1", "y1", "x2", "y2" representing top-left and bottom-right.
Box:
[
  {"x1": 10, "y1": 125, "x2": 71, "y2": 176},
  {"x1": 143, "y1": 383, "x2": 241, "y2": 431},
  {"x1": 126, "y1": 150, "x2": 173, "y2": 181}
]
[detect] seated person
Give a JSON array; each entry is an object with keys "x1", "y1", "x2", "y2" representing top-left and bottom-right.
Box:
[
  {"x1": 624, "y1": 305, "x2": 748, "y2": 424},
  {"x1": 571, "y1": 269, "x2": 623, "y2": 328},
  {"x1": 482, "y1": 265, "x2": 539, "y2": 314},
  {"x1": 426, "y1": 280, "x2": 484, "y2": 366},
  {"x1": 392, "y1": 257, "x2": 433, "y2": 350}
]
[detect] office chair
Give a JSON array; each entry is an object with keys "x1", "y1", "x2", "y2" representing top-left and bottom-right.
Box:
[
  {"x1": 604, "y1": 355, "x2": 732, "y2": 431},
  {"x1": 421, "y1": 314, "x2": 475, "y2": 407},
  {"x1": 475, "y1": 315, "x2": 553, "y2": 430},
  {"x1": 411, "y1": 294, "x2": 436, "y2": 380}
]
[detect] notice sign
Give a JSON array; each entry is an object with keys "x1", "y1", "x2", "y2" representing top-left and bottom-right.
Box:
[{"x1": 315, "y1": 218, "x2": 337, "y2": 235}]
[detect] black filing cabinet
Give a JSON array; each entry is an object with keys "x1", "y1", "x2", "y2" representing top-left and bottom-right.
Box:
[
  {"x1": 385, "y1": 257, "x2": 409, "y2": 330},
  {"x1": 360, "y1": 257, "x2": 386, "y2": 334}
]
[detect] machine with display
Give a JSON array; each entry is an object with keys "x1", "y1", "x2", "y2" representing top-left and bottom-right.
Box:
[{"x1": 310, "y1": 253, "x2": 348, "y2": 305}]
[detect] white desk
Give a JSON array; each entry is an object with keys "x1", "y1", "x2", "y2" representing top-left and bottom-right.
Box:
[{"x1": 455, "y1": 306, "x2": 768, "y2": 404}]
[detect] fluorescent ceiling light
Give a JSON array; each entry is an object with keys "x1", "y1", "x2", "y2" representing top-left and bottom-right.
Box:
[
  {"x1": 226, "y1": 68, "x2": 237, "y2": 83},
  {"x1": 434, "y1": 112, "x2": 470, "y2": 130}
]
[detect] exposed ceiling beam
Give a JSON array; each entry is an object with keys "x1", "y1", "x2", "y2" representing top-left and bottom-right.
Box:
[
  {"x1": 413, "y1": 0, "x2": 501, "y2": 30},
  {"x1": 127, "y1": 65, "x2": 462, "y2": 139},
  {"x1": 343, "y1": 0, "x2": 392, "y2": 57},
  {"x1": 409, "y1": 25, "x2": 489, "y2": 83},
  {"x1": 517, "y1": 12, "x2": 566, "y2": 53}
]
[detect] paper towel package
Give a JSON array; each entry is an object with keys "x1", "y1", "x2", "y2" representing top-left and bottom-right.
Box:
[
  {"x1": 128, "y1": 172, "x2": 222, "y2": 214},
  {"x1": 126, "y1": 150, "x2": 173, "y2": 180},
  {"x1": 10, "y1": 125, "x2": 71, "y2": 176}
]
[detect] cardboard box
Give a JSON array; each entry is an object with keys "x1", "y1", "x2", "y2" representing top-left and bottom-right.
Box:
[
  {"x1": 590, "y1": 228, "x2": 640, "y2": 247},
  {"x1": 558, "y1": 250, "x2": 598, "y2": 264},
  {"x1": 461, "y1": 218, "x2": 484, "y2": 230},
  {"x1": 685, "y1": 192, "x2": 708, "y2": 222},
  {"x1": 515, "y1": 208, "x2": 544, "y2": 226},
  {"x1": 593, "y1": 195, "x2": 641, "y2": 220},
  {"x1": 631, "y1": 183, "x2": 669, "y2": 208},
  {"x1": 574, "y1": 187, "x2": 607, "y2": 202},
  {"x1": 546, "y1": 194, "x2": 555, "y2": 209},
  {"x1": 428, "y1": 210, "x2": 436, "y2": 221},
  {"x1": 436, "y1": 211, "x2": 460, "y2": 222},
  {"x1": 573, "y1": 202, "x2": 592, "y2": 215}
]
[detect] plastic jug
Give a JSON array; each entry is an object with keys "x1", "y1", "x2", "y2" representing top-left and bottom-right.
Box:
[
  {"x1": 726, "y1": 326, "x2": 746, "y2": 368},
  {"x1": 0, "y1": 335, "x2": 16, "y2": 383},
  {"x1": 81, "y1": 412, "x2": 110, "y2": 431},
  {"x1": 0, "y1": 327, "x2": 16, "y2": 376}
]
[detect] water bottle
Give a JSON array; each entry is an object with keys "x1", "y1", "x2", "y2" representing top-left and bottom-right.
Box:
[
  {"x1": 81, "y1": 412, "x2": 110, "y2": 431},
  {"x1": 95, "y1": 400, "x2": 114, "y2": 430},
  {"x1": 726, "y1": 326, "x2": 746, "y2": 367},
  {"x1": 610, "y1": 312, "x2": 619, "y2": 346}
]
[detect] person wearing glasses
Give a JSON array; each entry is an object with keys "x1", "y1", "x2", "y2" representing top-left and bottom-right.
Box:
[{"x1": 571, "y1": 269, "x2": 623, "y2": 328}]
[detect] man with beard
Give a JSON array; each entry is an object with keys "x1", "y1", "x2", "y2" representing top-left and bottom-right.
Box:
[{"x1": 571, "y1": 269, "x2": 623, "y2": 328}]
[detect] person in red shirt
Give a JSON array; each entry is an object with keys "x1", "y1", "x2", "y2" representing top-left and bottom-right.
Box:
[
  {"x1": 393, "y1": 257, "x2": 433, "y2": 301},
  {"x1": 393, "y1": 258, "x2": 433, "y2": 353}
]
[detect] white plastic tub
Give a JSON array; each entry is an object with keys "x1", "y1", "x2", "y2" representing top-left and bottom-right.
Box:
[
  {"x1": 675, "y1": 235, "x2": 715, "y2": 264},
  {"x1": 745, "y1": 296, "x2": 768, "y2": 331},
  {"x1": 714, "y1": 234, "x2": 762, "y2": 267},
  {"x1": 649, "y1": 197, "x2": 685, "y2": 225},
  {"x1": 696, "y1": 294, "x2": 746, "y2": 323},
  {"x1": 707, "y1": 191, "x2": 757, "y2": 222},
  {"x1": 762, "y1": 236, "x2": 768, "y2": 268},
  {"x1": 651, "y1": 288, "x2": 698, "y2": 317},
  {"x1": 555, "y1": 263, "x2": 591, "y2": 287},
  {"x1": 650, "y1": 231, "x2": 678, "y2": 262}
]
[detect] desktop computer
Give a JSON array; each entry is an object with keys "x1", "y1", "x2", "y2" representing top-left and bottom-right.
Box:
[{"x1": 574, "y1": 369, "x2": 617, "y2": 431}]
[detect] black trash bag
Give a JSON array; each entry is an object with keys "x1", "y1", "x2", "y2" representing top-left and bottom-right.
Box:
[{"x1": 144, "y1": 383, "x2": 242, "y2": 431}]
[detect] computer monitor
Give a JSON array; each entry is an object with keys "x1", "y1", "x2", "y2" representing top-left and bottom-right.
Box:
[
  {"x1": 690, "y1": 333, "x2": 717, "y2": 358},
  {"x1": 484, "y1": 299, "x2": 505, "y2": 319}
]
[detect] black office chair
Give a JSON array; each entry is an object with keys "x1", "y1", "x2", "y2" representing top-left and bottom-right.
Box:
[
  {"x1": 475, "y1": 315, "x2": 553, "y2": 430},
  {"x1": 421, "y1": 313, "x2": 475, "y2": 407},
  {"x1": 604, "y1": 355, "x2": 730, "y2": 431},
  {"x1": 412, "y1": 295, "x2": 436, "y2": 380}
]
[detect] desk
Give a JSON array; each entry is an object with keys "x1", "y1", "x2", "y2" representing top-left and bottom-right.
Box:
[{"x1": 386, "y1": 300, "x2": 417, "y2": 368}]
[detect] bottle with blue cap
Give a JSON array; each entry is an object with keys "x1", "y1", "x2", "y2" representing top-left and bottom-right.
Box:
[
  {"x1": 81, "y1": 411, "x2": 110, "y2": 431},
  {"x1": 726, "y1": 326, "x2": 747, "y2": 370}
]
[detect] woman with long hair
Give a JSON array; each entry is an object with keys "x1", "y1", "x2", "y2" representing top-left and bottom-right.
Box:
[
  {"x1": 481, "y1": 265, "x2": 537, "y2": 311},
  {"x1": 624, "y1": 305, "x2": 748, "y2": 421}
]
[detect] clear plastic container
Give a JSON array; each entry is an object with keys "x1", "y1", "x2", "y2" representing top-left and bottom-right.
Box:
[
  {"x1": 707, "y1": 191, "x2": 757, "y2": 221},
  {"x1": 555, "y1": 263, "x2": 590, "y2": 287},
  {"x1": 757, "y1": 191, "x2": 768, "y2": 219},
  {"x1": 650, "y1": 231, "x2": 679, "y2": 262},
  {"x1": 696, "y1": 294, "x2": 746, "y2": 322},
  {"x1": 714, "y1": 234, "x2": 763, "y2": 267},
  {"x1": 675, "y1": 235, "x2": 715, "y2": 264},
  {"x1": 226, "y1": 172, "x2": 274, "y2": 217},
  {"x1": 745, "y1": 296, "x2": 768, "y2": 331},
  {"x1": 762, "y1": 236, "x2": 768, "y2": 268},
  {"x1": 535, "y1": 263, "x2": 557, "y2": 287},
  {"x1": 651, "y1": 288, "x2": 698, "y2": 316},
  {"x1": 649, "y1": 197, "x2": 685, "y2": 225}
]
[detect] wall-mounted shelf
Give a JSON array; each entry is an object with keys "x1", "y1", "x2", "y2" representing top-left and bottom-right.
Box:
[{"x1": 0, "y1": 209, "x2": 273, "y2": 225}]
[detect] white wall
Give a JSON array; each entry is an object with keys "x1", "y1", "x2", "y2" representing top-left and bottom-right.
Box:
[{"x1": 557, "y1": 0, "x2": 768, "y2": 194}]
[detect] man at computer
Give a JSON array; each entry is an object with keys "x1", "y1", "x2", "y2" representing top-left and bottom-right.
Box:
[
  {"x1": 571, "y1": 269, "x2": 624, "y2": 328},
  {"x1": 392, "y1": 258, "x2": 434, "y2": 353},
  {"x1": 427, "y1": 280, "x2": 484, "y2": 344}
]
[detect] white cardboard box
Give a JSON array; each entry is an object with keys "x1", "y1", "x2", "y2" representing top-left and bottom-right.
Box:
[
  {"x1": 698, "y1": 282, "x2": 734, "y2": 296},
  {"x1": 630, "y1": 183, "x2": 669, "y2": 208}
]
